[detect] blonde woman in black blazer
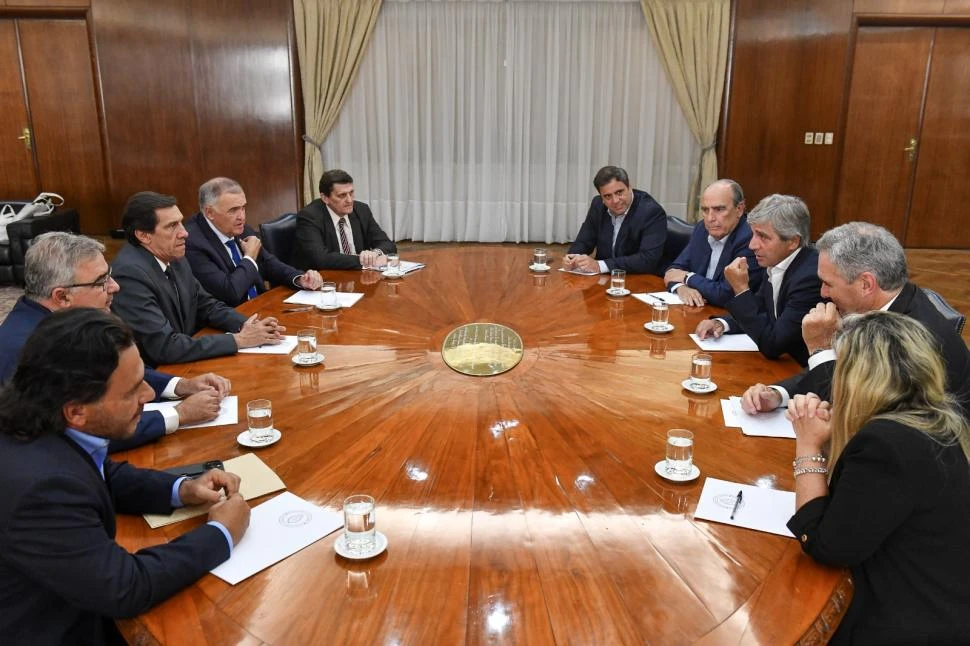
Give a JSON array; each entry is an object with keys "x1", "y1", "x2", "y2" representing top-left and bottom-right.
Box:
[{"x1": 787, "y1": 311, "x2": 970, "y2": 644}]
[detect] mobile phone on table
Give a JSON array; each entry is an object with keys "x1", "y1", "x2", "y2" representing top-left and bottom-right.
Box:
[{"x1": 162, "y1": 459, "x2": 224, "y2": 478}]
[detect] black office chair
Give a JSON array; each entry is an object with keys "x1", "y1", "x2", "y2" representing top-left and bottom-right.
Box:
[
  {"x1": 656, "y1": 215, "x2": 694, "y2": 276},
  {"x1": 922, "y1": 288, "x2": 966, "y2": 334},
  {"x1": 259, "y1": 213, "x2": 298, "y2": 265}
]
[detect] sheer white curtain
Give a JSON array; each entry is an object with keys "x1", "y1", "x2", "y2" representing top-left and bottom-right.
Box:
[{"x1": 320, "y1": 0, "x2": 698, "y2": 242}]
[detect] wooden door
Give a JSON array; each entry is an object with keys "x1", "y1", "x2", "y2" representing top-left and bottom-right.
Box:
[
  {"x1": 835, "y1": 27, "x2": 932, "y2": 238},
  {"x1": 18, "y1": 19, "x2": 109, "y2": 233},
  {"x1": 905, "y1": 28, "x2": 970, "y2": 248},
  {"x1": 0, "y1": 20, "x2": 40, "y2": 198},
  {"x1": 0, "y1": 17, "x2": 108, "y2": 233}
]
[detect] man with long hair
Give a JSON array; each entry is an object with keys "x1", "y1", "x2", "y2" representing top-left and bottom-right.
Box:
[{"x1": 0, "y1": 309, "x2": 249, "y2": 644}]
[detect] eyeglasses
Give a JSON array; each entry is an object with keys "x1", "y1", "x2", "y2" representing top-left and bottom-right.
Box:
[{"x1": 62, "y1": 267, "x2": 114, "y2": 292}]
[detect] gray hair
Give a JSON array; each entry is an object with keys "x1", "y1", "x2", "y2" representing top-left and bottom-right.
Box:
[
  {"x1": 747, "y1": 194, "x2": 810, "y2": 248},
  {"x1": 199, "y1": 177, "x2": 243, "y2": 212},
  {"x1": 816, "y1": 221, "x2": 908, "y2": 290},
  {"x1": 24, "y1": 232, "x2": 105, "y2": 299},
  {"x1": 706, "y1": 179, "x2": 745, "y2": 207}
]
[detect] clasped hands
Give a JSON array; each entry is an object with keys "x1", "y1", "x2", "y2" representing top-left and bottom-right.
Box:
[
  {"x1": 563, "y1": 253, "x2": 599, "y2": 274},
  {"x1": 786, "y1": 392, "x2": 833, "y2": 451},
  {"x1": 234, "y1": 313, "x2": 285, "y2": 349},
  {"x1": 178, "y1": 468, "x2": 251, "y2": 546},
  {"x1": 173, "y1": 373, "x2": 231, "y2": 425},
  {"x1": 359, "y1": 249, "x2": 387, "y2": 269}
]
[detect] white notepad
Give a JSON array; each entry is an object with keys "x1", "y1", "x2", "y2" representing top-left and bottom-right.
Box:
[
  {"x1": 210, "y1": 491, "x2": 343, "y2": 585},
  {"x1": 237, "y1": 335, "x2": 299, "y2": 355},
  {"x1": 694, "y1": 477, "x2": 795, "y2": 538},
  {"x1": 283, "y1": 290, "x2": 365, "y2": 308},
  {"x1": 689, "y1": 333, "x2": 760, "y2": 352},
  {"x1": 144, "y1": 396, "x2": 238, "y2": 429}
]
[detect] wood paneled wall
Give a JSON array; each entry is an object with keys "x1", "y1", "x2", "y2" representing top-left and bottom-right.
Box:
[
  {"x1": 2, "y1": 0, "x2": 301, "y2": 232},
  {"x1": 91, "y1": 0, "x2": 301, "y2": 228},
  {"x1": 720, "y1": 0, "x2": 970, "y2": 240}
]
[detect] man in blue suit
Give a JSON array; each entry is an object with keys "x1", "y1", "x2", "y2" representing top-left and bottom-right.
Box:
[
  {"x1": 663, "y1": 180, "x2": 763, "y2": 307},
  {"x1": 185, "y1": 177, "x2": 323, "y2": 307},
  {"x1": 0, "y1": 308, "x2": 249, "y2": 645},
  {"x1": 0, "y1": 232, "x2": 230, "y2": 452},
  {"x1": 563, "y1": 166, "x2": 667, "y2": 275},
  {"x1": 695, "y1": 195, "x2": 821, "y2": 366}
]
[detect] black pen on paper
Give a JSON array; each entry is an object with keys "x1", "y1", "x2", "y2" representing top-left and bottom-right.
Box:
[{"x1": 730, "y1": 490, "x2": 743, "y2": 520}]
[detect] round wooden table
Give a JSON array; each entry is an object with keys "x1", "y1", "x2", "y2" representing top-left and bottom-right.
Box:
[{"x1": 116, "y1": 246, "x2": 850, "y2": 645}]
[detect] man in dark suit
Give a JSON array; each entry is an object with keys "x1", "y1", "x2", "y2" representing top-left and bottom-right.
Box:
[
  {"x1": 0, "y1": 308, "x2": 249, "y2": 645},
  {"x1": 186, "y1": 177, "x2": 324, "y2": 306},
  {"x1": 111, "y1": 191, "x2": 284, "y2": 366},
  {"x1": 563, "y1": 165, "x2": 667, "y2": 275},
  {"x1": 663, "y1": 180, "x2": 763, "y2": 307},
  {"x1": 0, "y1": 232, "x2": 230, "y2": 452},
  {"x1": 742, "y1": 221, "x2": 970, "y2": 417},
  {"x1": 695, "y1": 195, "x2": 821, "y2": 366},
  {"x1": 291, "y1": 169, "x2": 396, "y2": 270}
]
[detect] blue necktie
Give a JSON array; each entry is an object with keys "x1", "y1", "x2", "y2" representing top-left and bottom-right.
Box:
[{"x1": 226, "y1": 240, "x2": 258, "y2": 300}]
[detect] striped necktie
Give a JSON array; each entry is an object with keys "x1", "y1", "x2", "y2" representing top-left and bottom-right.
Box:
[{"x1": 338, "y1": 217, "x2": 352, "y2": 254}]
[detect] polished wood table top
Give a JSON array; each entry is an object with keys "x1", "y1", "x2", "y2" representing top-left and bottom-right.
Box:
[{"x1": 116, "y1": 247, "x2": 849, "y2": 645}]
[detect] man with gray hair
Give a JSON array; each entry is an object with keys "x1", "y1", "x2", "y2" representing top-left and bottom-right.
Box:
[
  {"x1": 186, "y1": 177, "x2": 323, "y2": 307},
  {"x1": 695, "y1": 194, "x2": 821, "y2": 366},
  {"x1": 0, "y1": 232, "x2": 231, "y2": 452},
  {"x1": 663, "y1": 179, "x2": 763, "y2": 306},
  {"x1": 741, "y1": 221, "x2": 970, "y2": 416}
]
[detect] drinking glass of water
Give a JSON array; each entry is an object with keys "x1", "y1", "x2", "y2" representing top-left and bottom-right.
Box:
[
  {"x1": 665, "y1": 429, "x2": 694, "y2": 477},
  {"x1": 246, "y1": 399, "x2": 274, "y2": 443},
  {"x1": 532, "y1": 248, "x2": 548, "y2": 268},
  {"x1": 386, "y1": 253, "x2": 401, "y2": 275},
  {"x1": 296, "y1": 329, "x2": 317, "y2": 364},
  {"x1": 690, "y1": 352, "x2": 713, "y2": 390},
  {"x1": 651, "y1": 301, "x2": 669, "y2": 327},
  {"x1": 343, "y1": 494, "x2": 376, "y2": 554},
  {"x1": 610, "y1": 269, "x2": 626, "y2": 293},
  {"x1": 320, "y1": 281, "x2": 337, "y2": 308}
]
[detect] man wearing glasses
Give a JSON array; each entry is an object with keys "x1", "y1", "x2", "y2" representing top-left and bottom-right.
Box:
[
  {"x1": 662, "y1": 179, "x2": 763, "y2": 307},
  {"x1": 0, "y1": 232, "x2": 231, "y2": 452}
]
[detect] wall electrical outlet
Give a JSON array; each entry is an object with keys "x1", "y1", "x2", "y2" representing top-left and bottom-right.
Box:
[
  {"x1": 824, "y1": 132, "x2": 834, "y2": 145},
  {"x1": 804, "y1": 132, "x2": 814, "y2": 145},
  {"x1": 814, "y1": 132, "x2": 824, "y2": 145}
]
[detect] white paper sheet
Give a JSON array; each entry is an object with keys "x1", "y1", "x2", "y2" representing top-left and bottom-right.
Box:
[
  {"x1": 210, "y1": 491, "x2": 343, "y2": 585},
  {"x1": 694, "y1": 477, "x2": 795, "y2": 538},
  {"x1": 364, "y1": 260, "x2": 425, "y2": 274},
  {"x1": 633, "y1": 291, "x2": 684, "y2": 306},
  {"x1": 143, "y1": 396, "x2": 239, "y2": 429},
  {"x1": 283, "y1": 290, "x2": 365, "y2": 308},
  {"x1": 237, "y1": 335, "x2": 299, "y2": 355},
  {"x1": 720, "y1": 397, "x2": 743, "y2": 428},
  {"x1": 739, "y1": 407, "x2": 796, "y2": 439},
  {"x1": 689, "y1": 333, "x2": 760, "y2": 352},
  {"x1": 557, "y1": 267, "x2": 598, "y2": 275}
]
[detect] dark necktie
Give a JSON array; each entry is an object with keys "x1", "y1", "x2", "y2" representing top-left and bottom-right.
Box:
[
  {"x1": 764, "y1": 279, "x2": 776, "y2": 320},
  {"x1": 164, "y1": 266, "x2": 181, "y2": 311},
  {"x1": 225, "y1": 240, "x2": 258, "y2": 300},
  {"x1": 338, "y1": 217, "x2": 352, "y2": 255}
]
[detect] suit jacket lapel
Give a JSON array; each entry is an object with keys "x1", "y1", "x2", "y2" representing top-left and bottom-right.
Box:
[
  {"x1": 350, "y1": 210, "x2": 365, "y2": 252},
  {"x1": 199, "y1": 216, "x2": 236, "y2": 271}
]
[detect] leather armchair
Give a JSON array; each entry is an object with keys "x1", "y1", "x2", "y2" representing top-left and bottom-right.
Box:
[
  {"x1": 0, "y1": 201, "x2": 80, "y2": 285},
  {"x1": 259, "y1": 212, "x2": 298, "y2": 265},
  {"x1": 656, "y1": 214, "x2": 694, "y2": 276}
]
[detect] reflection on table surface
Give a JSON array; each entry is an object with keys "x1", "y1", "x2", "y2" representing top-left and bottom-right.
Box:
[{"x1": 115, "y1": 247, "x2": 850, "y2": 645}]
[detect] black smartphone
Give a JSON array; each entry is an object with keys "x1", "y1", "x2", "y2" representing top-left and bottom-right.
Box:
[{"x1": 162, "y1": 460, "x2": 225, "y2": 478}]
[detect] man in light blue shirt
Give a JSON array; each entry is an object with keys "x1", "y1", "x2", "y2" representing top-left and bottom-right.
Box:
[{"x1": 0, "y1": 308, "x2": 250, "y2": 645}]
